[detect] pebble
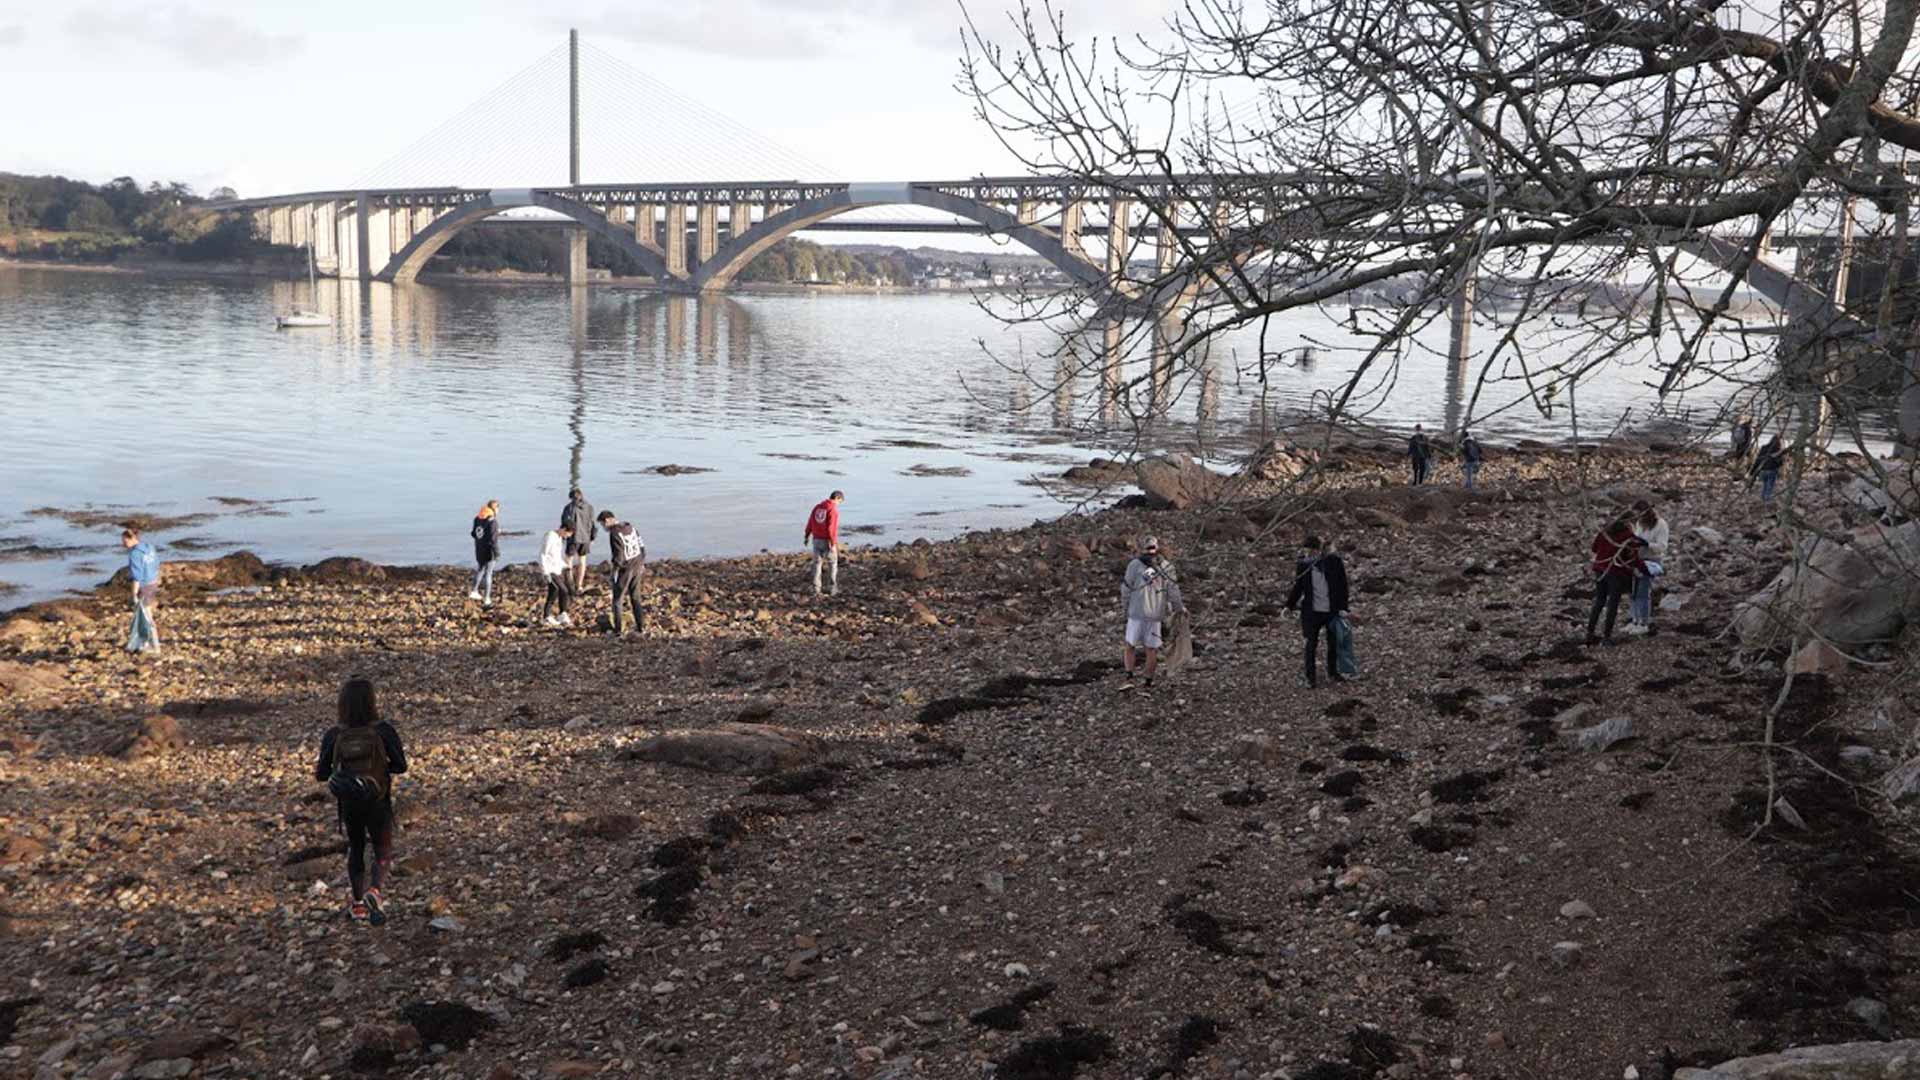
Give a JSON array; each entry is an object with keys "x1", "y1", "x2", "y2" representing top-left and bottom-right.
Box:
[
  {"x1": 1559, "y1": 900, "x2": 1596, "y2": 919},
  {"x1": 1003, "y1": 962, "x2": 1030, "y2": 978},
  {"x1": 1550, "y1": 941, "x2": 1584, "y2": 968},
  {"x1": 651, "y1": 981, "x2": 676, "y2": 994}
]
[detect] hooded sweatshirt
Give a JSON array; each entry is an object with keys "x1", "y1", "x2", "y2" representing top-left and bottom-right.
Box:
[
  {"x1": 1634, "y1": 515, "x2": 1670, "y2": 561},
  {"x1": 127, "y1": 541, "x2": 161, "y2": 586},
  {"x1": 1122, "y1": 555, "x2": 1184, "y2": 622},
  {"x1": 539, "y1": 530, "x2": 571, "y2": 577},
  {"x1": 1591, "y1": 524, "x2": 1644, "y2": 582},
  {"x1": 471, "y1": 511, "x2": 500, "y2": 563},
  {"x1": 805, "y1": 499, "x2": 840, "y2": 546},
  {"x1": 561, "y1": 496, "x2": 598, "y2": 545}
]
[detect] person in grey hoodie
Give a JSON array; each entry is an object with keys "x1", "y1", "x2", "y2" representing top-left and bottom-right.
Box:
[
  {"x1": 1120, "y1": 536, "x2": 1185, "y2": 689},
  {"x1": 559, "y1": 488, "x2": 598, "y2": 593}
]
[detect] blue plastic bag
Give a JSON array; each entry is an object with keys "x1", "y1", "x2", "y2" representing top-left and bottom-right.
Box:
[
  {"x1": 125, "y1": 600, "x2": 158, "y2": 653},
  {"x1": 1331, "y1": 614, "x2": 1358, "y2": 677}
]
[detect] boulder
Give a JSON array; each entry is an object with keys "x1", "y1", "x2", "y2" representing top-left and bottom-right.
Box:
[
  {"x1": 1564, "y1": 715, "x2": 1633, "y2": 753},
  {"x1": 109, "y1": 715, "x2": 186, "y2": 761},
  {"x1": 1734, "y1": 522, "x2": 1920, "y2": 652},
  {"x1": 301, "y1": 556, "x2": 389, "y2": 584},
  {"x1": 104, "y1": 551, "x2": 268, "y2": 593},
  {"x1": 1673, "y1": 1039, "x2": 1920, "y2": 1078},
  {"x1": 625, "y1": 723, "x2": 823, "y2": 776},
  {"x1": 1236, "y1": 441, "x2": 1318, "y2": 485},
  {"x1": 2, "y1": 832, "x2": 48, "y2": 865},
  {"x1": 1136, "y1": 455, "x2": 1224, "y2": 510},
  {"x1": 1691, "y1": 525, "x2": 1726, "y2": 546},
  {"x1": 0, "y1": 660, "x2": 64, "y2": 700},
  {"x1": 1060, "y1": 458, "x2": 1131, "y2": 486},
  {"x1": 1843, "y1": 473, "x2": 1919, "y2": 522},
  {"x1": 1788, "y1": 640, "x2": 1848, "y2": 675}
]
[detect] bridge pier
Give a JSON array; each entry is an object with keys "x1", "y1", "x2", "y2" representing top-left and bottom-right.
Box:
[
  {"x1": 634, "y1": 202, "x2": 659, "y2": 250},
  {"x1": 665, "y1": 205, "x2": 687, "y2": 276},
  {"x1": 730, "y1": 200, "x2": 753, "y2": 243},
  {"x1": 1106, "y1": 197, "x2": 1131, "y2": 288},
  {"x1": 696, "y1": 204, "x2": 718, "y2": 267},
  {"x1": 566, "y1": 228, "x2": 589, "y2": 285},
  {"x1": 1061, "y1": 200, "x2": 1085, "y2": 259}
]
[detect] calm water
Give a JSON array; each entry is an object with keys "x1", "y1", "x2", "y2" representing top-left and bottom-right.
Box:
[{"x1": 0, "y1": 266, "x2": 1822, "y2": 605}]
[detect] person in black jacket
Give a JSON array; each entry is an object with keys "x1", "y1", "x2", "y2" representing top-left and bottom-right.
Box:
[
  {"x1": 1751, "y1": 434, "x2": 1785, "y2": 503},
  {"x1": 1408, "y1": 426, "x2": 1432, "y2": 485},
  {"x1": 1459, "y1": 431, "x2": 1484, "y2": 491},
  {"x1": 597, "y1": 509, "x2": 647, "y2": 636},
  {"x1": 559, "y1": 488, "x2": 597, "y2": 593},
  {"x1": 1284, "y1": 536, "x2": 1351, "y2": 688},
  {"x1": 314, "y1": 676, "x2": 408, "y2": 926},
  {"x1": 468, "y1": 500, "x2": 501, "y2": 606}
]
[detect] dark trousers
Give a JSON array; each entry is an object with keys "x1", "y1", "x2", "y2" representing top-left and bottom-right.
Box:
[
  {"x1": 1302, "y1": 610, "x2": 1339, "y2": 684},
  {"x1": 340, "y1": 798, "x2": 393, "y2": 900},
  {"x1": 1587, "y1": 574, "x2": 1630, "y2": 640},
  {"x1": 1411, "y1": 458, "x2": 1430, "y2": 484},
  {"x1": 611, "y1": 564, "x2": 645, "y2": 633},
  {"x1": 543, "y1": 573, "x2": 573, "y2": 618}
]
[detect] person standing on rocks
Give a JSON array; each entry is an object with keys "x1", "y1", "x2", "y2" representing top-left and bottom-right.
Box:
[
  {"x1": 1626, "y1": 500, "x2": 1669, "y2": 636},
  {"x1": 468, "y1": 500, "x2": 501, "y2": 606},
  {"x1": 597, "y1": 509, "x2": 646, "y2": 636},
  {"x1": 560, "y1": 488, "x2": 597, "y2": 594},
  {"x1": 1121, "y1": 536, "x2": 1185, "y2": 689},
  {"x1": 121, "y1": 527, "x2": 161, "y2": 655},
  {"x1": 540, "y1": 523, "x2": 576, "y2": 628},
  {"x1": 1459, "y1": 431, "x2": 1484, "y2": 491},
  {"x1": 1729, "y1": 416, "x2": 1753, "y2": 463},
  {"x1": 804, "y1": 490, "x2": 844, "y2": 597},
  {"x1": 1752, "y1": 433, "x2": 1785, "y2": 504},
  {"x1": 1586, "y1": 514, "x2": 1645, "y2": 645},
  {"x1": 1285, "y1": 535, "x2": 1350, "y2": 687},
  {"x1": 314, "y1": 676, "x2": 407, "y2": 926},
  {"x1": 1408, "y1": 425, "x2": 1432, "y2": 485}
]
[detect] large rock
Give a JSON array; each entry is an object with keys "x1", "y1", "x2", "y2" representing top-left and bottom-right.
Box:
[
  {"x1": 1135, "y1": 455, "x2": 1224, "y2": 510},
  {"x1": 1674, "y1": 1039, "x2": 1920, "y2": 1078},
  {"x1": 301, "y1": 556, "x2": 389, "y2": 584},
  {"x1": 108, "y1": 715, "x2": 186, "y2": 761},
  {"x1": 1236, "y1": 441, "x2": 1318, "y2": 485},
  {"x1": 0, "y1": 660, "x2": 64, "y2": 700},
  {"x1": 1734, "y1": 522, "x2": 1920, "y2": 652},
  {"x1": 104, "y1": 551, "x2": 267, "y2": 593},
  {"x1": 625, "y1": 723, "x2": 823, "y2": 776}
]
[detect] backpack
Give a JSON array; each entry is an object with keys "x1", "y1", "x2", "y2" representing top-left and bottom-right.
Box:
[
  {"x1": 614, "y1": 524, "x2": 644, "y2": 566},
  {"x1": 329, "y1": 726, "x2": 390, "y2": 803}
]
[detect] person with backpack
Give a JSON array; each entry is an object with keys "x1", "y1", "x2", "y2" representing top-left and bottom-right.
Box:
[
  {"x1": 1586, "y1": 514, "x2": 1645, "y2": 645},
  {"x1": 468, "y1": 500, "x2": 501, "y2": 606},
  {"x1": 803, "y1": 490, "x2": 844, "y2": 597},
  {"x1": 597, "y1": 509, "x2": 646, "y2": 636},
  {"x1": 121, "y1": 527, "x2": 162, "y2": 655},
  {"x1": 1459, "y1": 431, "x2": 1484, "y2": 491},
  {"x1": 1285, "y1": 535, "x2": 1351, "y2": 687},
  {"x1": 313, "y1": 676, "x2": 408, "y2": 926},
  {"x1": 560, "y1": 488, "x2": 598, "y2": 594},
  {"x1": 540, "y1": 523, "x2": 576, "y2": 628},
  {"x1": 1626, "y1": 500, "x2": 1669, "y2": 636},
  {"x1": 1120, "y1": 536, "x2": 1185, "y2": 689},
  {"x1": 1751, "y1": 434, "x2": 1785, "y2": 503},
  {"x1": 1407, "y1": 425, "x2": 1432, "y2": 485}
]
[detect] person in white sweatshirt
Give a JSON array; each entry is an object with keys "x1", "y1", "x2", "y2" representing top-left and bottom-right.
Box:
[
  {"x1": 1627, "y1": 500, "x2": 1669, "y2": 634},
  {"x1": 539, "y1": 524, "x2": 576, "y2": 627}
]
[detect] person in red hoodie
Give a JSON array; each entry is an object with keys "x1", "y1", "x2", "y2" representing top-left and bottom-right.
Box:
[
  {"x1": 1586, "y1": 513, "x2": 1645, "y2": 645},
  {"x1": 803, "y1": 490, "x2": 844, "y2": 597}
]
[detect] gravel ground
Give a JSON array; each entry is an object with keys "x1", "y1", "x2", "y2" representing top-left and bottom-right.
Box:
[{"x1": 1, "y1": 445, "x2": 1914, "y2": 1080}]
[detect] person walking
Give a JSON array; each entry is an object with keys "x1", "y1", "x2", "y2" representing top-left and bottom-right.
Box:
[
  {"x1": 121, "y1": 527, "x2": 161, "y2": 655},
  {"x1": 539, "y1": 523, "x2": 576, "y2": 627},
  {"x1": 1626, "y1": 500, "x2": 1669, "y2": 635},
  {"x1": 597, "y1": 510, "x2": 646, "y2": 636},
  {"x1": 1285, "y1": 535, "x2": 1351, "y2": 687},
  {"x1": 803, "y1": 490, "x2": 844, "y2": 597},
  {"x1": 1408, "y1": 425, "x2": 1432, "y2": 485},
  {"x1": 1752, "y1": 434, "x2": 1785, "y2": 504},
  {"x1": 1586, "y1": 514, "x2": 1644, "y2": 645},
  {"x1": 1729, "y1": 416, "x2": 1753, "y2": 463},
  {"x1": 468, "y1": 500, "x2": 501, "y2": 606},
  {"x1": 560, "y1": 488, "x2": 598, "y2": 594},
  {"x1": 314, "y1": 676, "x2": 408, "y2": 926},
  {"x1": 1120, "y1": 536, "x2": 1185, "y2": 689},
  {"x1": 1459, "y1": 431, "x2": 1484, "y2": 491}
]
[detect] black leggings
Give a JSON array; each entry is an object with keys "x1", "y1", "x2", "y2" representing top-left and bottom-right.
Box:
[
  {"x1": 341, "y1": 798, "x2": 393, "y2": 899},
  {"x1": 612, "y1": 565, "x2": 645, "y2": 633},
  {"x1": 1302, "y1": 611, "x2": 1339, "y2": 683},
  {"x1": 544, "y1": 573, "x2": 573, "y2": 618},
  {"x1": 1587, "y1": 574, "x2": 1630, "y2": 640}
]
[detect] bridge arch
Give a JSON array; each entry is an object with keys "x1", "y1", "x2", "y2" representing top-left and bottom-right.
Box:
[
  {"x1": 381, "y1": 190, "x2": 679, "y2": 285},
  {"x1": 690, "y1": 185, "x2": 1111, "y2": 294}
]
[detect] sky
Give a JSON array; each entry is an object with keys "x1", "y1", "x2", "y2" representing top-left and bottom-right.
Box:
[{"x1": 0, "y1": 0, "x2": 1177, "y2": 198}]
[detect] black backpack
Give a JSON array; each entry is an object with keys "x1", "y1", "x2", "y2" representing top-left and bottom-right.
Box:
[{"x1": 328, "y1": 726, "x2": 390, "y2": 803}]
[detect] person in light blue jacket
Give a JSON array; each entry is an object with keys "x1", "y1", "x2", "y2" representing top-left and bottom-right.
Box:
[{"x1": 121, "y1": 527, "x2": 161, "y2": 654}]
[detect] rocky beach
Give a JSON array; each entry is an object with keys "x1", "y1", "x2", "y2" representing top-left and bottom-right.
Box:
[{"x1": 2, "y1": 442, "x2": 1918, "y2": 1080}]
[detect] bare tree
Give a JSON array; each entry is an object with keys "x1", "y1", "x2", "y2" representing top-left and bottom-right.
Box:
[{"x1": 960, "y1": 0, "x2": 1920, "y2": 484}]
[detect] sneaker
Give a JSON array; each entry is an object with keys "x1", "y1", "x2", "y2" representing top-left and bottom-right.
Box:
[
  {"x1": 543, "y1": 616, "x2": 561, "y2": 628},
  {"x1": 363, "y1": 889, "x2": 387, "y2": 927},
  {"x1": 1624, "y1": 623, "x2": 1649, "y2": 636},
  {"x1": 467, "y1": 590, "x2": 483, "y2": 601},
  {"x1": 558, "y1": 613, "x2": 574, "y2": 627},
  {"x1": 349, "y1": 899, "x2": 370, "y2": 923}
]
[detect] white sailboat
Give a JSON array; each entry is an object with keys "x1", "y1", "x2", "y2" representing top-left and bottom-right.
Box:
[{"x1": 276, "y1": 209, "x2": 330, "y2": 329}]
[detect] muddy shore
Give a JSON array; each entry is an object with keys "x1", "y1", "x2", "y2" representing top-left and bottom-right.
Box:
[{"x1": 2, "y1": 446, "x2": 1915, "y2": 1080}]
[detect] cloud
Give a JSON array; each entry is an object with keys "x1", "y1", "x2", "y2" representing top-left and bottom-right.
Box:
[
  {"x1": 0, "y1": 24, "x2": 24, "y2": 47},
  {"x1": 64, "y1": 7, "x2": 303, "y2": 69},
  {"x1": 571, "y1": 0, "x2": 1169, "y2": 61}
]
